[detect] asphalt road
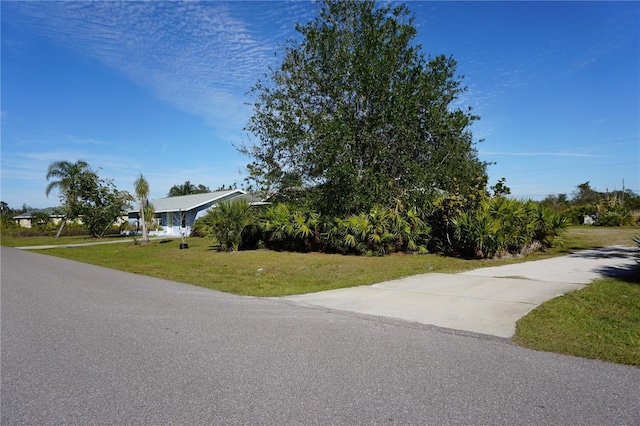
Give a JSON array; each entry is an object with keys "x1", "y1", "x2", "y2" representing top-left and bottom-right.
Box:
[{"x1": 2, "y1": 247, "x2": 639, "y2": 425}]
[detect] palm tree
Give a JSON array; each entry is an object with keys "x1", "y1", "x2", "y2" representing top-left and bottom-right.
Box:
[
  {"x1": 168, "y1": 181, "x2": 195, "y2": 197},
  {"x1": 45, "y1": 160, "x2": 91, "y2": 238},
  {"x1": 167, "y1": 181, "x2": 211, "y2": 197},
  {"x1": 134, "y1": 174, "x2": 151, "y2": 244}
]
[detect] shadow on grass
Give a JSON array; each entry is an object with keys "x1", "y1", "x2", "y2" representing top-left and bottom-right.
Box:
[
  {"x1": 568, "y1": 246, "x2": 638, "y2": 259},
  {"x1": 158, "y1": 239, "x2": 174, "y2": 244},
  {"x1": 596, "y1": 263, "x2": 640, "y2": 284}
]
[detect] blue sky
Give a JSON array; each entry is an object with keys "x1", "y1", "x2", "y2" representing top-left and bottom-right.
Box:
[{"x1": 1, "y1": 1, "x2": 638, "y2": 209}]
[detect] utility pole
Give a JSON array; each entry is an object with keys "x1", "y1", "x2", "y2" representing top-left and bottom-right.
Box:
[{"x1": 621, "y1": 179, "x2": 625, "y2": 207}]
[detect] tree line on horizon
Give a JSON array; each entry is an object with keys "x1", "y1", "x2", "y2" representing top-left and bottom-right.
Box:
[{"x1": 541, "y1": 181, "x2": 640, "y2": 226}]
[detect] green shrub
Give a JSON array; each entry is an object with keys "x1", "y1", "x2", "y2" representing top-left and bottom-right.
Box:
[
  {"x1": 426, "y1": 192, "x2": 474, "y2": 253},
  {"x1": 0, "y1": 214, "x2": 18, "y2": 230},
  {"x1": 257, "y1": 202, "x2": 430, "y2": 255},
  {"x1": 258, "y1": 204, "x2": 324, "y2": 252},
  {"x1": 326, "y1": 209, "x2": 394, "y2": 255},
  {"x1": 526, "y1": 201, "x2": 568, "y2": 248},
  {"x1": 451, "y1": 209, "x2": 496, "y2": 258},
  {"x1": 597, "y1": 210, "x2": 633, "y2": 227},
  {"x1": 563, "y1": 205, "x2": 597, "y2": 225},
  {"x1": 199, "y1": 199, "x2": 257, "y2": 252},
  {"x1": 190, "y1": 218, "x2": 208, "y2": 237},
  {"x1": 260, "y1": 203, "x2": 306, "y2": 251},
  {"x1": 60, "y1": 223, "x2": 92, "y2": 237},
  {"x1": 324, "y1": 204, "x2": 430, "y2": 255},
  {"x1": 452, "y1": 197, "x2": 567, "y2": 259},
  {"x1": 597, "y1": 211, "x2": 622, "y2": 227},
  {"x1": 390, "y1": 205, "x2": 431, "y2": 253}
]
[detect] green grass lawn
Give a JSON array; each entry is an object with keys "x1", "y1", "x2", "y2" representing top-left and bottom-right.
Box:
[
  {"x1": 559, "y1": 226, "x2": 640, "y2": 252},
  {"x1": 2, "y1": 225, "x2": 639, "y2": 365},
  {"x1": 514, "y1": 276, "x2": 640, "y2": 366},
  {"x1": 13, "y1": 236, "x2": 523, "y2": 296},
  {"x1": 0, "y1": 233, "x2": 131, "y2": 247}
]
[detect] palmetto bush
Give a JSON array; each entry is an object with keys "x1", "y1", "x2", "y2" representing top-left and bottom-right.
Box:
[
  {"x1": 451, "y1": 209, "x2": 497, "y2": 258},
  {"x1": 199, "y1": 199, "x2": 257, "y2": 252},
  {"x1": 389, "y1": 204, "x2": 431, "y2": 253},
  {"x1": 526, "y1": 201, "x2": 568, "y2": 248},
  {"x1": 324, "y1": 204, "x2": 430, "y2": 255},
  {"x1": 260, "y1": 203, "x2": 294, "y2": 245},
  {"x1": 260, "y1": 203, "x2": 321, "y2": 252},
  {"x1": 326, "y1": 208, "x2": 394, "y2": 255},
  {"x1": 257, "y1": 202, "x2": 430, "y2": 255},
  {"x1": 452, "y1": 197, "x2": 567, "y2": 258}
]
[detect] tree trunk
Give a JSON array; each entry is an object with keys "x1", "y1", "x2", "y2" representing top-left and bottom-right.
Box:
[
  {"x1": 140, "y1": 204, "x2": 150, "y2": 244},
  {"x1": 54, "y1": 218, "x2": 67, "y2": 238}
]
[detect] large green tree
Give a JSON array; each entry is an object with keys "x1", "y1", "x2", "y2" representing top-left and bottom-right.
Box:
[
  {"x1": 75, "y1": 171, "x2": 132, "y2": 238},
  {"x1": 242, "y1": 0, "x2": 487, "y2": 217},
  {"x1": 45, "y1": 160, "x2": 92, "y2": 238}
]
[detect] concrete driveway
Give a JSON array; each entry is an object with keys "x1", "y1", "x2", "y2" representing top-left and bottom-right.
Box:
[{"x1": 281, "y1": 246, "x2": 638, "y2": 338}]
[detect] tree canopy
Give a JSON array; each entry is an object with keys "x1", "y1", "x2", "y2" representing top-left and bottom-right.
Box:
[
  {"x1": 168, "y1": 181, "x2": 211, "y2": 197},
  {"x1": 45, "y1": 160, "x2": 132, "y2": 238},
  {"x1": 45, "y1": 160, "x2": 92, "y2": 237},
  {"x1": 73, "y1": 168, "x2": 133, "y2": 238},
  {"x1": 242, "y1": 0, "x2": 487, "y2": 216}
]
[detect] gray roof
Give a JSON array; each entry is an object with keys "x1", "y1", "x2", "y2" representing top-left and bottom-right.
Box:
[
  {"x1": 129, "y1": 190, "x2": 246, "y2": 213},
  {"x1": 13, "y1": 207, "x2": 64, "y2": 219},
  {"x1": 234, "y1": 193, "x2": 270, "y2": 205}
]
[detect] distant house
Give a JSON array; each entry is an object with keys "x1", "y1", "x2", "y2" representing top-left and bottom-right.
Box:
[
  {"x1": 127, "y1": 190, "x2": 266, "y2": 237},
  {"x1": 13, "y1": 207, "x2": 130, "y2": 229},
  {"x1": 13, "y1": 208, "x2": 64, "y2": 228}
]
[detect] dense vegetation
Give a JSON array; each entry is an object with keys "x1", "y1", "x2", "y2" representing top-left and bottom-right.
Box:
[
  {"x1": 47, "y1": 161, "x2": 132, "y2": 238},
  {"x1": 189, "y1": 177, "x2": 639, "y2": 258},
  {"x1": 542, "y1": 181, "x2": 640, "y2": 226},
  {"x1": 193, "y1": 195, "x2": 567, "y2": 258}
]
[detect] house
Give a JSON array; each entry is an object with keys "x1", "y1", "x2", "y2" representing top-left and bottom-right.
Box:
[
  {"x1": 13, "y1": 207, "x2": 130, "y2": 229},
  {"x1": 127, "y1": 190, "x2": 265, "y2": 237},
  {"x1": 13, "y1": 208, "x2": 65, "y2": 228}
]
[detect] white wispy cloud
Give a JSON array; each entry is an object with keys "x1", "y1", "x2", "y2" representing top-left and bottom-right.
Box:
[
  {"x1": 569, "y1": 10, "x2": 638, "y2": 74},
  {"x1": 6, "y1": 1, "x2": 314, "y2": 134}
]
